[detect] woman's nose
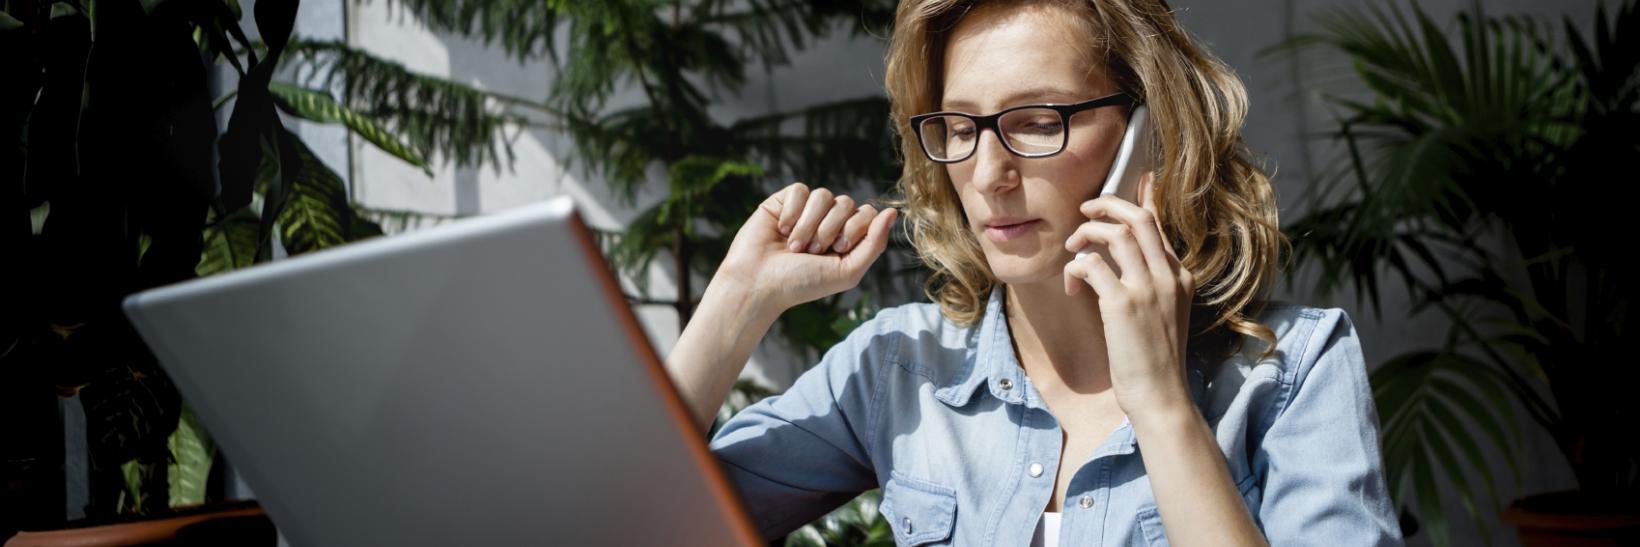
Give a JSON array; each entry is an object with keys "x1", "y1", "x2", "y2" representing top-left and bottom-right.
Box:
[{"x1": 969, "y1": 128, "x2": 1020, "y2": 195}]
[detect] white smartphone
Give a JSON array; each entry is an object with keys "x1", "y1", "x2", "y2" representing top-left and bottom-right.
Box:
[{"x1": 1076, "y1": 103, "x2": 1154, "y2": 261}]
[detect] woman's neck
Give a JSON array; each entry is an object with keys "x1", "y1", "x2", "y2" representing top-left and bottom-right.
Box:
[{"x1": 1002, "y1": 279, "x2": 1113, "y2": 395}]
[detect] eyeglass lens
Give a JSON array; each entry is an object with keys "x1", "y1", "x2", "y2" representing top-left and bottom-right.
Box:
[{"x1": 918, "y1": 107, "x2": 1065, "y2": 162}]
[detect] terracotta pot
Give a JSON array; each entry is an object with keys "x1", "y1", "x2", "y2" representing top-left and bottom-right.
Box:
[
  {"x1": 1501, "y1": 490, "x2": 1640, "y2": 547},
  {"x1": 3, "y1": 500, "x2": 274, "y2": 547}
]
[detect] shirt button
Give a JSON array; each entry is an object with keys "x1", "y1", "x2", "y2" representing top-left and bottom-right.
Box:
[
  {"x1": 1079, "y1": 495, "x2": 1094, "y2": 509},
  {"x1": 1028, "y1": 463, "x2": 1044, "y2": 477},
  {"x1": 902, "y1": 517, "x2": 913, "y2": 535},
  {"x1": 998, "y1": 378, "x2": 1013, "y2": 390}
]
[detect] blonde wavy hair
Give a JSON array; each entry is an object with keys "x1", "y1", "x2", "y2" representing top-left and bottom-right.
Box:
[{"x1": 884, "y1": 0, "x2": 1289, "y2": 362}]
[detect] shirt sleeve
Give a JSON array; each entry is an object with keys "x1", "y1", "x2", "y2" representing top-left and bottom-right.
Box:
[
  {"x1": 706, "y1": 310, "x2": 891, "y2": 540},
  {"x1": 1253, "y1": 308, "x2": 1405, "y2": 545}
]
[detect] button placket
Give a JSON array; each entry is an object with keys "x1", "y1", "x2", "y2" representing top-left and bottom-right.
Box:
[{"x1": 1060, "y1": 444, "x2": 1118, "y2": 543}]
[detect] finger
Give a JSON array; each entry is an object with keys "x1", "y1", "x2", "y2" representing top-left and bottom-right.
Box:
[
  {"x1": 777, "y1": 182, "x2": 810, "y2": 236},
  {"x1": 841, "y1": 207, "x2": 897, "y2": 274},
  {"x1": 1137, "y1": 171, "x2": 1180, "y2": 262},
  {"x1": 1080, "y1": 196, "x2": 1175, "y2": 279},
  {"x1": 835, "y1": 204, "x2": 878, "y2": 253},
  {"x1": 788, "y1": 187, "x2": 834, "y2": 252},
  {"x1": 1064, "y1": 220, "x2": 1147, "y2": 283},
  {"x1": 1063, "y1": 251, "x2": 1122, "y2": 298},
  {"x1": 810, "y1": 195, "x2": 856, "y2": 253}
]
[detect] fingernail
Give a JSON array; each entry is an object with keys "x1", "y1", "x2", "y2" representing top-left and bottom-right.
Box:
[
  {"x1": 837, "y1": 238, "x2": 850, "y2": 252},
  {"x1": 788, "y1": 239, "x2": 803, "y2": 252},
  {"x1": 808, "y1": 242, "x2": 823, "y2": 254},
  {"x1": 780, "y1": 224, "x2": 791, "y2": 236}
]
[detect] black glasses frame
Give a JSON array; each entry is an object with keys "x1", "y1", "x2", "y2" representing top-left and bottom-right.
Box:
[{"x1": 908, "y1": 92, "x2": 1139, "y2": 164}]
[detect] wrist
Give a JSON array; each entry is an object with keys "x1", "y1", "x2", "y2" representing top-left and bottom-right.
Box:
[
  {"x1": 1123, "y1": 391, "x2": 1202, "y2": 434},
  {"x1": 699, "y1": 274, "x2": 783, "y2": 328}
]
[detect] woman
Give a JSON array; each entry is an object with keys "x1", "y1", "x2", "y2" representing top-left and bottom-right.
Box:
[{"x1": 665, "y1": 0, "x2": 1402, "y2": 545}]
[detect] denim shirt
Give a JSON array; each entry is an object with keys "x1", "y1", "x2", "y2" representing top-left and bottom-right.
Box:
[{"x1": 709, "y1": 286, "x2": 1404, "y2": 546}]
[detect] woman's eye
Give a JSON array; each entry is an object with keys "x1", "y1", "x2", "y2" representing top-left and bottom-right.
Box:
[
  {"x1": 950, "y1": 125, "x2": 977, "y2": 140},
  {"x1": 1017, "y1": 119, "x2": 1063, "y2": 135}
]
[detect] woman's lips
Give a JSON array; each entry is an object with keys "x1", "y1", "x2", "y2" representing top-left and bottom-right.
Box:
[{"x1": 984, "y1": 219, "x2": 1040, "y2": 243}]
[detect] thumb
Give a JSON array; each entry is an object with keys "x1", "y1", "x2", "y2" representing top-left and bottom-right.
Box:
[
  {"x1": 746, "y1": 193, "x2": 785, "y2": 234},
  {"x1": 841, "y1": 207, "x2": 897, "y2": 273}
]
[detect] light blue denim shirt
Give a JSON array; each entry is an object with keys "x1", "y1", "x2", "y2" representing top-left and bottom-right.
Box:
[{"x1": 709, "y1": 285, "x2": 1403, "y2": 546}]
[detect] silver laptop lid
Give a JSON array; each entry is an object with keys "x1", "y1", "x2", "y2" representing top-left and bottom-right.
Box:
[{"x1": 122, "y1": 196, "x2": 761, "y2": 546}]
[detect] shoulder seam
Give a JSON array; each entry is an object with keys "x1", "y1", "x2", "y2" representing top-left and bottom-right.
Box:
[
  {"x1": 1262, "y1": 307, "x2": 1343, "y2": 428},
  {"x1": 1286, "y1": 307, "x2": 1344, "y2": 391}
]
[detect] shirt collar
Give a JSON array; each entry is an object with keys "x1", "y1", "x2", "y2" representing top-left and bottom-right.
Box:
[{"x1": 931, "y1": 284, "x2": 1209, "y2": 412}]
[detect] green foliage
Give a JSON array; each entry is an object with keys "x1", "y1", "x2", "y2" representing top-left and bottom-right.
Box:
[
  {"x1": 166, "y1": 406, "x2": 216, "y2": 508},
  {"x1": 268, "y1": 82, "x2": 432, "y2": 174},
  {"x1": 273, "y1": 127, "x2": 386, "y2": 255},
  {"x1": 354, "y1": 0, "x2": 915, "y2": 362},
  {"x1": 0, "y1": 9, "x2": 22, "y2": 30},
  {"x1": 1372, "y1": 349, "x2": 1520, "y2": 545},
  {"x1": 2, "y1": 0, "x2": 478, "y2": 524},
  {"x1": 112, "y1": 409, "x2": 215, "y2": 513},
  {"x1": 1273, "y1": 0, "x2": 1640, "y2": 543},
  {"x1": 281, "y1": 38, "x2": 524, "y2": 171},
  {"x1": 5, "y1": 0, "x2": 240, "y2": 521},
  {"x1": 198, "y1": 203, "x2": 264, "y2": 277}
]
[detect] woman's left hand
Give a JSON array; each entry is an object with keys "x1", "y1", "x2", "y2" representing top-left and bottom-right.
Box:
[{"x1": 1062, "y1": 173, "x2": 1197, "y2": 418}]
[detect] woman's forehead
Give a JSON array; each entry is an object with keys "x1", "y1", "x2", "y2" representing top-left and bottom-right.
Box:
[{"x1": 939, "y1": 2, "x2": 1107, "y2": 111}]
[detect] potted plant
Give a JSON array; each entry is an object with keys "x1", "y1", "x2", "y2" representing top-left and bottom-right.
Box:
[
  {"x1": 1, "y1": 0, "x2": 513, "y2": 540},
  {"x1": 1274, "y1": 1, "x2": 1639, "y2": 544}
]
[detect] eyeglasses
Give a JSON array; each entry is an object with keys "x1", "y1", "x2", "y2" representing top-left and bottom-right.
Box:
[{"x1": 908, "y1": 92, "x2": 1138, "y2": 164}]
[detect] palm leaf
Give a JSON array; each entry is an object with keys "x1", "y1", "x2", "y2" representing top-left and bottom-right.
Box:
[
  {"x1": 1284, "y1": 0, "x2": 1574, "y2": 310},
  {"x1": 609, "y1": 154, "x2": 765, "y2": 297},
  {"x1": 281, "y1": 38, "x2": 522, "y2": 170},
  {"x1": 268, "y1": 82, "x2": 431, "y2": 174},
  {"x1": 378, "y1": 0, "x2": 893, "y2": 86},
  {"x1": 558, "y1": 104, "x2": 671, "y2": 203},
  {"x1": 1372, "y1": 349, "x2": 1520, "y2": 546},
  {"x1": 377, "y1": 0, "x2": 564, "y2": 63},
  {"x1": 731, "y1": 97, "x2": 899, "y2": 190}
]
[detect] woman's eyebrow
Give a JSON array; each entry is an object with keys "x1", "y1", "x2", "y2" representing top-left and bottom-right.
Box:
[{"x1": 942, "y1": 87, "x2": 1087, "y2": 111}]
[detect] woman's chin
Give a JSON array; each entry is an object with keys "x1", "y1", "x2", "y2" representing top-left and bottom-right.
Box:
[{"x1": 985, "y1": 254, "x2": 1072, "y2": 287}]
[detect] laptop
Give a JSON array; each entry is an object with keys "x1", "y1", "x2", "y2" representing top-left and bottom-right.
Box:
[{"x1": 122, "y1": 196, "x2": 763, "y2": 546}]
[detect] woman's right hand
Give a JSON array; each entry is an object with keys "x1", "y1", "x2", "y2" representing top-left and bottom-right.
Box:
[
  {"x1": 714, "y1": 182, "x2": 898, "y2": 315},
  {"x1": 670, "y1": 182, "x2": 894, "y2": 430}
]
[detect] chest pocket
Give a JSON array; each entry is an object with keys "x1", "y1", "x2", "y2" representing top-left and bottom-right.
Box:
[
  {"x1": 880, "y1": 471, "x2": 958, "y2": 546},
  {"x1": 1135, "y1": 472, "x2": 1262, "y2": 546}
]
